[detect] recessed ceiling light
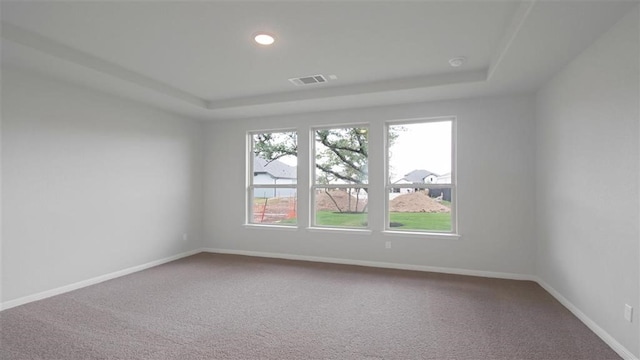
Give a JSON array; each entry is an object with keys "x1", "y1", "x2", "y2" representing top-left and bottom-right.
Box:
[
  {"x1": 449, "y1": 57, "x2": 466, "y2": 67},
  {"x1": 254, "y1": 33, "x2": 275, "y2": 46}
]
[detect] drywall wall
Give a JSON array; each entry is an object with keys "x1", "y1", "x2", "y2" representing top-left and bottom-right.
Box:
[
  {"x1": 536, "y1": 8, "x2": 639, "y2": 357},
  {"x1": 1, "y1": 67, "x2": 204, "y2": 303},
  {"x1": 0, "y1": 65, "x2": 3, "y2": 306},
  {"x1": 203, "y1": 93, "x2": 537, "y2": 276}
]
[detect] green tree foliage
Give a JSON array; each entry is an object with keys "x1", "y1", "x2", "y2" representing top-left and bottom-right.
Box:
[
  {"x1": 253, "y1": 132, "x2": 297, "y2": 162},
  {"x1": 314, "y1": 128, "x2": 368, "y2": 185},
  {"x1": 253, "y1": 127, "x2": 403, "y2": 214},
  {"x1": 254, "y1": 128, "x2": 372, "y2": 186},
  {"x1": 253, "y1": 127, "x2": 402, "y2": 186}
]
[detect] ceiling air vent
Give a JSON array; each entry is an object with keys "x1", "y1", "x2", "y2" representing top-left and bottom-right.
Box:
[{"x1": 288, "y1": 74, "x2": 327, "y2": 86}]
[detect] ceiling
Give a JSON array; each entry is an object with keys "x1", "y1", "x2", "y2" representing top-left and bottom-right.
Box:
[{"x1": 1, "y1": 1, "x2": 636, "y2": 120}]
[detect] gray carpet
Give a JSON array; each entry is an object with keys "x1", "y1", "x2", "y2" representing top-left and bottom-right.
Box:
[{"x1": 0, "y1": 253, "x2": 620, "y2": 360}]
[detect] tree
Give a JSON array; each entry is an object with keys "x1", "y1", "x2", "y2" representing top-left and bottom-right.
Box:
[
  {"x1": 254, "y1": 127, "x2": 403, "y2": 184},
  {"x1": 314, "y1": 128, "x2": 368, "y2": 185},
  {"x1": 253, "y1": 132, "x2": 297, "y2": 163},
  {"x1": 253, "y1": 127, "x2": 403, "y2": 213},
  {"x1": 315, "y1": 128, "x2": 368, "y2": 213}
]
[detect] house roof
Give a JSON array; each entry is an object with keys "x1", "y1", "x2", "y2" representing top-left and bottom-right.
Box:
[
  {"x1": 400, "y1": 169, "x2": 439, "y2": 184},
  {"x1": 254, "y1": 156, "x2": 296, "y2": 180}
]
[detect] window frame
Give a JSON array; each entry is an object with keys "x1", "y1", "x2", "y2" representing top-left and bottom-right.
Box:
[
  {"x1": 384, "y1": 117, "x2": 457, "y2": 235},
  {"x1": 310, "y1": 124, "x2": 370, "y2": 230},
  {"x1": 246, "y1": 129, "x2": 298, "y2": 227}
]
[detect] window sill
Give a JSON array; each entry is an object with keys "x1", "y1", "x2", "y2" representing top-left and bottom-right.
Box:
[
  {"x1": 382, "y1": 230, "x2": 461, "y2": 239},
  {"x1": 306, "y1": 227, "x2": 372, "y2": 235},
  {"x1": 243, "y1": 224, "x2": 299, "y2": 231}
]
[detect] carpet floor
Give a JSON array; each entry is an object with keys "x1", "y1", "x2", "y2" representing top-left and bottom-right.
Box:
[{"x1": 0, "y1": 253, "x2": 621, "y2": 360}]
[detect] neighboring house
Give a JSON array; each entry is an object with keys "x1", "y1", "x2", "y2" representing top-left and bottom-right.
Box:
[
  {"x1": 436, "y1": 172, "x2": 451, "y2": 184},
  {"x1": 253, "y1": 156, "x2": 297, "y2": 198},
  {"x1": 391, "y1": 169, "x2": 451, "y2": 201},
  {"x1": 391, "y1": 169, "x2": 438, "y2": 193},
  {"x1": 400, "y1": 169, "x2": 438, "y2": 184}
]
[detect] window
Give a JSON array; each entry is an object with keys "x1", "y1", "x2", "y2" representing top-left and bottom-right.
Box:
[
  {"x1": 386, "y1": 119, "x2": 455, "y2": 233},
  {"x1": 312, "y1": 126, "x2": 368, "y2": 228},
  {"x1": 248, "y1": 131, "x2": 297, "y2": 226}
]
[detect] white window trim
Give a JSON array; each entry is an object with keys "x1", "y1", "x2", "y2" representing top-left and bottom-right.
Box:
[
  {"x1": 310, "y1": 124, "x2": 370, "y2": 229},
  {"x1": 246, "y1": 129, "x2": 298, "y2": 227},
  {"x1": 384, "y1": 117, "x2": 458, "y2": 235}
]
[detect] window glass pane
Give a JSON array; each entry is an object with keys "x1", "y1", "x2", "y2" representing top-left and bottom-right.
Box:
[
  {"x1": 314, "y1": 188, "x2": 367, "y2": 228},
  {"x1": 388, "y1": 121, "x2": 451, "y2": 186},
  {"x1": 252, "y1": 132, "x2": 297, "y2": 184},
  {"x1": 251, "y1": 188, "x2": 297, "y2": 225},
  {"x1": 314, "y1": 127, "x2": 368, "y2": 185},
  {"x1": 388, "y1": 187, "x2": 452, "y2": 231}
]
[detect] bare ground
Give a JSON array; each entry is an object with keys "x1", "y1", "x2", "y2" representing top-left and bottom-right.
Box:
[
  {"x1": 253, "y1": 197, "x2": 296, "y2": 223},
  {"x1": 252, "y1": 190, "x2": 449, "y2": 223},
  {"x1": 389, "y1": 191, "x2": 450, "y2": 213},
  {"x1": 315, "y1": 190, "x2": 368, "y2": 212}
]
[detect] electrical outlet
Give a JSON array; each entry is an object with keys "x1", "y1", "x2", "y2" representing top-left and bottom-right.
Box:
[
  {"x1": 385, "y1": 241, "x2": 391, "y2": 249},
  {"x1": 624, "y1": 304, "x2": 633, "y2": 322},
  {"x1": 182, "y1": 233, "x2": 188, "y2": 242}
]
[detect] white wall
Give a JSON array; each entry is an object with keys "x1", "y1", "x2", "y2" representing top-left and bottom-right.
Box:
[
  {"x1": 0, "y1": 62, "x2": 3, "y2": 305},
  {"x1": 536, "y1": 8, "x2": 639, "y2": 358},
  {"x1": 1, "y1": 67, "x2": 204, "y2": 303},
  {"x1": 204, "y1": 94, "x2": 537, "y2": 276}
]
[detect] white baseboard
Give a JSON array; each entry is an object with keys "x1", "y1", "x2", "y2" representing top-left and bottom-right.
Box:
[
  {"x1": 202, "y1": 247, "x2": 637, "y2": 360},
  {"x1": 0, "y1": 249, "x2": 201, "y2": 311},
  {"x1": 535, "y1": 278, "x2": 638, "y2": 360},
  {"x1": 201, "y1": 247, "x2": 536, "y2": 281}
]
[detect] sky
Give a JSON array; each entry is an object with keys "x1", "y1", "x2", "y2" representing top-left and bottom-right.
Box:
[{"x1": 388, "y1": 121, "x2": 452, "y2": 182}]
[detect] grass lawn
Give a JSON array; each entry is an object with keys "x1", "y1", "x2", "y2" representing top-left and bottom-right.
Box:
[
  {"x1": 389, "y1": 212, "x2": 451, "y2": 231},
  {"x1": 315, "y1": 211, "x2": 451, "y2": 231},
  {"x1": 316, "y1": 211, "x2": 368, "y2": 228}
]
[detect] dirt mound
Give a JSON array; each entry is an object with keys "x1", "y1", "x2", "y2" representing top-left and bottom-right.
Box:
[
  {"x1": 316, "y1": 189, "x2": 368, "y2": 212},
  {"x1": 389, "y1": 191, "x2": 450, "y2": 213}
]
